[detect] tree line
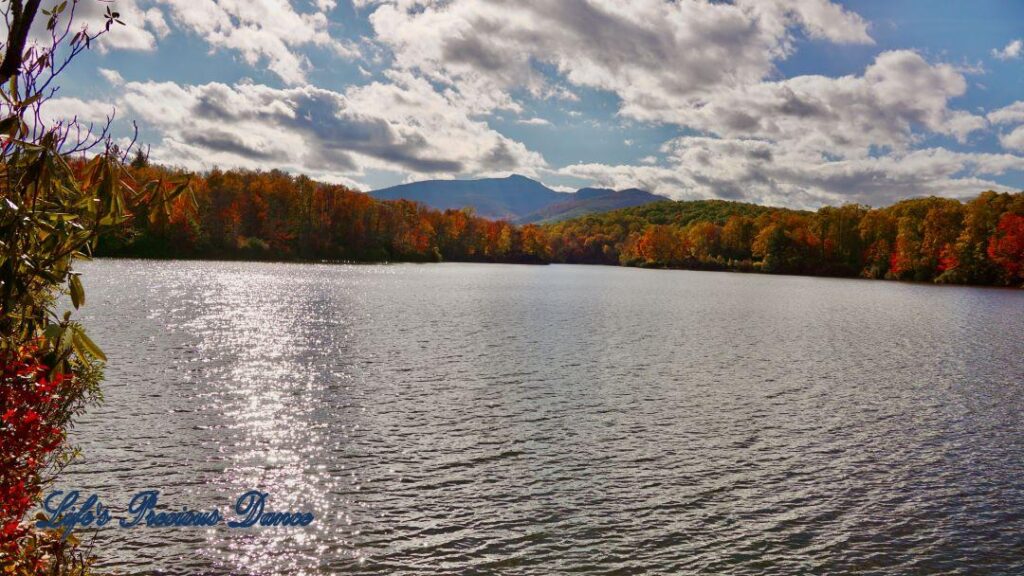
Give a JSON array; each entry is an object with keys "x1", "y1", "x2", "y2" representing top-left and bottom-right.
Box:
[
  {"x1": 102, "y1": 161, "x2": 1024, "y2": 287},
  {"x1": 100, "y1": 159, "x2": 550, "y2": 264},
  {"x1": 546, "y1": 193, "x2": 1024, "y2": 285}
]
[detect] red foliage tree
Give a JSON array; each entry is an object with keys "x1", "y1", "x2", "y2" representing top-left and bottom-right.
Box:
[{"x1": 987, "y1": 213, "x2": 1024, "y2": 284}]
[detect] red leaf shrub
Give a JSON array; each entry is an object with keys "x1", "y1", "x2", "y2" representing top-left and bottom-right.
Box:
[{"x1": 0, "y1": 345, "x2": 70, "y2": 555}]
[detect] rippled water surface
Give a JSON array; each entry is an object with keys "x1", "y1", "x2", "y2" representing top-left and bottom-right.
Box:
[{"x1": 65, "y1": 260, "x2": 1024, "y2": 574}]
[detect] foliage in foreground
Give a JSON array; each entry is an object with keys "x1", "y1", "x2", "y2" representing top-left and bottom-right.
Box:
[
  {"x1": 0, "y1": 109, "x2": 113, "y2": 576},
  {"x1": 0, "y1": 1, "x2": 173, "y2": 572},
  {"x1": 101, "y1": 161, "x2": 1024, "y2": 287}
]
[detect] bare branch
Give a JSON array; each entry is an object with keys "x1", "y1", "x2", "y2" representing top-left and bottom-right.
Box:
[{"x1": 119, "y1": 120, "x2": 139, "y2": 163}]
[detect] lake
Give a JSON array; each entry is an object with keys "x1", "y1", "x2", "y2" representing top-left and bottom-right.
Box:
[{"x1": 65, "y1": 260, "x2": 1024, "y2": 574}]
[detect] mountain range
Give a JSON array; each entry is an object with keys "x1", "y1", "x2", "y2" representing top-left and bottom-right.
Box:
[{"x1": 370, "y1": 175, "x2": 667, "y2": 224}]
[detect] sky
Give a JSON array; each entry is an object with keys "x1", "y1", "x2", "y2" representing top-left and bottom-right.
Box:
[{"x1": 33, "y1": 0, "x2": 1024, "y2": 208}]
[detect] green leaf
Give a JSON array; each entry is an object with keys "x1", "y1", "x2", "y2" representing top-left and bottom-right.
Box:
[
  {"x1": 72, "y1": 328, "x2": 106, "y2": 362},
  {"x1": 43, "y1": 324, "x2": 63, "y2": 341},
  {"x1": 22, "y1": 91, "x2": 43, "y2": 107},
  {"x1": 69, "y1": 274, "x2": 84, "y2": 308}
]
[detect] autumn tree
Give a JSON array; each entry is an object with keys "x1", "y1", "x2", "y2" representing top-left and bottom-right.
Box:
[
  {"x1": 858, "y1": 209, "x2": 896, "y2": 279},
  {"x1": 988, "y1": 213, "x2": 1024, "y2": 285},
  {"x1": 721, "y1": 215, "x2": 756, "y2": 260}
]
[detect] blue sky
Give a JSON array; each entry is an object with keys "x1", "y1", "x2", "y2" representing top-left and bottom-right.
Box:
[{"x1": 40, "y1": 0, "x2": 1024, "y2": 207}]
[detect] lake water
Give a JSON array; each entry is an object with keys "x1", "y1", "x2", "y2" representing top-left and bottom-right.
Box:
[{"x1": 65, "y1": 260, "x2": 1024, "y2": 574}]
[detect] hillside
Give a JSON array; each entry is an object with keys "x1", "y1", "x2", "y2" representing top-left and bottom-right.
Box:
[
  {"x1": 550, "y1": 198, "x2": 805, "y2": 228},
  {"x1": 516, "y1": 188, "x2": 665, "y2": 224}
]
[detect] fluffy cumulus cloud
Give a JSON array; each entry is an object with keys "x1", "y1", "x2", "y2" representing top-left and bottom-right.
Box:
[
  {"x1": 28, "y1": 0, "x2": 165, "y2": 51},
  {"x1": 547, "y1": 43, "x2": 1007, "y2": 207},
  {"x1": 47, "y1": 72, "x2": 545, "y2": 187},
  {"x1": 365, "y1": 0, "x2": 873, "y2": 119},
  {"x1": 666, "y1": 50, "x2": 986, "y2": 156},
  {"x1": 988, "y1": 101, "x2": 1024, "y2": 126},
  {"x1": 354, "y1": 0, "x2": 1018, "y2": 204},
  {"x1": 46, "y1": 0, "x2": 1023, "y2": 205},
  {"x1": 42, "y1": 96, "x2": 116, "y2": 125},
  {"x1": 988, "y1": 101, "x2": 1024, "y2": 153},
  {"x1": 361, "y1": 1, "x2": 973, "y2": 149},
  {"x1": 559, "y1": 137, "x2": 1024, "y2": 208},
  {"x1": 155, "y1": 0, "x2": 355, "y2": 85},
  {"x1": 998, "y1": 127, "x2": 1024, "y2": 153},
  {"x1": 992, "y1": 39, "x2": 1022, "y2": 61},
  {"x1": 39, "y1": 0, "x2": 351, "y2": 83}
]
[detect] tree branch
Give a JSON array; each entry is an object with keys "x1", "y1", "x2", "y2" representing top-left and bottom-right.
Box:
[{"x1": 0, "y1": 0, "x2": 43, "y2": 85}]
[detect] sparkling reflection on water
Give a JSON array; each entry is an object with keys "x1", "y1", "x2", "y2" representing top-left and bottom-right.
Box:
[{"x1": 66, "y1": 260, "x2": 1024, "y2": 574}]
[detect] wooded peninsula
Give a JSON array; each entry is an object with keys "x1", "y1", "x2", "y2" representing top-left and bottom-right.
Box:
[{"x1": 100, "y1": 161, "x2": 1024, "y2": 287}]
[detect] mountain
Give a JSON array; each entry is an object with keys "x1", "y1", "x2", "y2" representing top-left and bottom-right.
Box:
[
  {"x1": 515, "y1": 187, "x2": 666, "y2": 224},
  {"x1": 370, "y1": 175, "x2": 667, "y2": 222},
  {"x1": 370, "y1": 174, "x2": 563, "y2": 221}
]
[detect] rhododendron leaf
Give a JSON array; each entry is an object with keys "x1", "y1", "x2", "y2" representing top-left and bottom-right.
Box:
[
  {"x1": 69, "y1": 274, "x2": 84, "y2": 309},
  {"x1": 72, "y1": 328, "x2": 106, "y2": 362}
]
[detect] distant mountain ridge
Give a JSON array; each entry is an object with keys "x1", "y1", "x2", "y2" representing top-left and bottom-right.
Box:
[
  {"x1": 370, "y1": 175, "x2": 667, "y2": 223},
  {"x1": 370, "y1": 175, "x2": 562, "y2": 221}
]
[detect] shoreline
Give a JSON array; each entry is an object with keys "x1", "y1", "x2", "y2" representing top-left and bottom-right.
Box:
[{"x1": 87, "y1": 255, "x2": 1024, "y2": 291}]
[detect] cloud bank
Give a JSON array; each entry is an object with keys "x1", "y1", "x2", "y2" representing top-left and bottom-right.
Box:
[{"x1": 43, "y1": 0, "x2": 1024, "y2": 206}]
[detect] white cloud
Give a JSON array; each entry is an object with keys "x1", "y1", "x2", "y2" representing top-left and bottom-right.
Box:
[
  {"x1": 155, "y1": 0, "x2": 356, "y2": 84},
  {"x1": 992, "y1": 39, "x2": 1022, "y2": 60},
  {"x1": 357, "y1": 1, "x2": 997, "y2": 205},
  {"x1": 365, "y1": 0, "x2": 873, "y2": 120},
  {"x1": 559, "y1": 137, "x2": 1024, "y2": 208},
  {"x1": 99, "y1": 68, "x2": 125, "y2": 86},
  {"x1": 988, "y1": 101, "x2": 1024, "y2": 125},
  {"x1": 30, "y1": 0, "x2": 162, "y2": 52},
  {"x1": 999, "y1": 125, "x2": 1024, "y2": 153},
  {"x1": 144, "y1": 7, "x2": 171, "y2": 39},
  {"x1": 60, "y1": 75, "x2": 546, "y2": 185},
  {"x1": 42, "y1": 0, "x2": 1017, "y2": 207},
  {"x1": 42, "y1": 96, "x2": 116, "y2": 125},
  {"x1": 742, "y1": 0, "x2": 873, "y2": 45},
  {"x1": 987, "y1": 101, "x2": 1024, "y2": 152},
  {"x1": 94, "y1": 0, "x2": 162, "y2": 51},
  {"x1": 660, "y1": 51, "x2": 986, "y2": 157}
]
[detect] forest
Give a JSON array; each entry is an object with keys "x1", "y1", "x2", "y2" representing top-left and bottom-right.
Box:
[
  {"x1": 101, "y1": 160, "x2": 1024, "y2": 287},
  {"x1": 546, "y1": 193, "x2": 1024, "y2": 285},
  {"x1": 99, "y1": 159, "x2": 551, "y2": 264}
]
